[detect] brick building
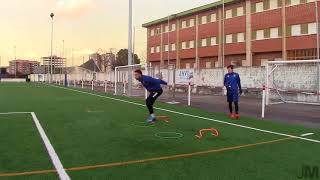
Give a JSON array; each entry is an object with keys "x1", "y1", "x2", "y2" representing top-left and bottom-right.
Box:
[
  {"x1": 9, "y1": 60, "x2": 40, "y2": 75},
  {"x1": 143, "y1": 0, "x2": 319, "y2": 69}
]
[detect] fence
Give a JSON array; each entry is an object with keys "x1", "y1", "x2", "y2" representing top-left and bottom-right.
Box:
[{"x1": 30, "y1": 64, "x2": 320, "y2": 104}]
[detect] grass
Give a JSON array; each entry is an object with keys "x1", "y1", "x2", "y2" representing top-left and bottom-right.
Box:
[{"x1": 0, "y1": 82, "x2": 319, "y2": 180}]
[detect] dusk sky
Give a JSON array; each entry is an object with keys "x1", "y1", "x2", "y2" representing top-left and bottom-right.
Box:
[{"x1": 0, "y1": 0, "x2": 218, "y2": 66}]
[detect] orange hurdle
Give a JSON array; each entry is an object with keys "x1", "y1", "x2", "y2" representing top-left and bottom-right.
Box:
[
  {"x1": 195, "y1": 128, "x2": 220, "y2": 139},
  {"x1": 157, "y1": 116, "x2": 170, "y2": 123}
]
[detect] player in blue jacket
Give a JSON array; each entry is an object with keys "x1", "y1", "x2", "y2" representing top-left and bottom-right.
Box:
[
  {"x1": 134, "y1": 69, "x2": 168, "y2": 123},
  {"x1": 224, "y1": 65, "x2": 242, "y2": 119}
]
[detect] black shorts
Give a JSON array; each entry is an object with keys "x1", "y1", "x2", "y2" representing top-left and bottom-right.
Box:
[{"x1": 148, "y1": 89, "x2": 163, "y2": 101}]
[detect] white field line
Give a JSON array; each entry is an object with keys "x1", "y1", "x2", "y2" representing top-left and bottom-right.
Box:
[
  {"x1": 0, "y1": 112, "x2": 31, "y2": 115},
  {"x1": 50, "y1": 84, "x2": 320, "y2": 144},
  {"x1": 301, "y1": 133, "x2": 314, "y2": 137},
  {"x1": 30, "y1": 112, "x2": 70, "y2": 180},
  {"x1": 0, "y1": 111, "x2": 70, "y2": 179}
]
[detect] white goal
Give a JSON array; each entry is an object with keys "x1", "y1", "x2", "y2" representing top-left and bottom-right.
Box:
[
  {"x1": 114, "y1": 64, "x2": 177, "y2": 102},
  {"x1": 262, "y1": 60, "x2": 320, "y2": 118}
]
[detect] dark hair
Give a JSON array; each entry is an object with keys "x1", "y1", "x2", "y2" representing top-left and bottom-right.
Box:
[
  {"x1": 134, "y1": 69, "x2": 143, "y2": 75},
  {"x1": 227, "y1": 65, "x2": 234, "y2": 69}
]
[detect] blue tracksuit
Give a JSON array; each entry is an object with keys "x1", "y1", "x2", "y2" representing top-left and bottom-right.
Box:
[
  {"x1": 138, "y1": 75, "x2": 167, "y2": 92},
  {"x1": 224, "y1": 72, "x2": 242, "y2": 102}
]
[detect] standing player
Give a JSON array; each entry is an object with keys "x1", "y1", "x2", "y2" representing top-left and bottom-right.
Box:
[
  {"x1": 134, "y1": 69, "x2": 167, "y2": 123},
  {"x1": 224, "y1": 65, "x2": 242, "y2": 119}
]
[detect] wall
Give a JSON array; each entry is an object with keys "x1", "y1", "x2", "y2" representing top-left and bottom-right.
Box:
[{"x1": 32, "y1": 63, "x2": 320, "y2": 103}]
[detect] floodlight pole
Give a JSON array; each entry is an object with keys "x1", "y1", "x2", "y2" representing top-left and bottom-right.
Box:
[
  {"x1": 221, "y1": 0, "x2": 225, "y2": 95},
  {"x1": 316, "y1": 1, "x2": 320, "y2": 101},
  {"x1": 50, "y1": 13, "x2": 54, "y2": 83},
  {"x1": 128, "y1": 0, "x2": 133, "y2": 96},
  {"x1": 14, "y1": 45, "x2": 17, "y2": 78}
]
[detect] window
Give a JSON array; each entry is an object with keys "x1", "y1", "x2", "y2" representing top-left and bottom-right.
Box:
[
  {"x1": 290, "y1": 0, "x2": 300, "y2": 6},
  {"x1": 237, "y1": 7, "x2": 244, "y2": 16},
  {"x1": 164, "y1": 25, "x2": 169, "y2": 33},
  {"x1": 260, "y1": 59, "x2": 269, "y2": 66},
  {"x1": 171, "y1": 43, "x2": 176, "y2": 51},
  {"x1": 256, "y1": 30, "x2": 264, "y2": 40},
  {"x1": 155, "y1": 28, "x2": 161, "y2": 35},
  {"x1": 210, "y1": 37, "x2": 217, "y2": 46},
  {"x1": 189, "y1": 40, "x2": 195, "y2": 49},
  {"x1": 206, "y1": 62, "x2": 211, "y2": 68},
  {"x1": 201, "y1": 39, "x2": 207, "y2": 47},
  {"x1": 270, "y1": 27, "x2": 279, "y2": 38},
  {"x1": 150, "y1": 29, "x2": 155, "y2": 36},
  {"x1": 211, "y1": 14, "x2": 217, "y2": 22},
  {"x1": 151, "y1": 47, "x2": 155, "y2": 53},
  {"x1": 165, "y1": 45, "x2": 169, "y2": 52},
  {"x1": 186, "y1": 63, "x2": 190, "y2": 69},
  {"x1": 256, "y1": 2, "x2": 264, "y2": 13},
  {"x1": 171, "y1": 24, "x2": 176, "y2": 31},
  {"x1": 237, "y1": 33, "x2": 245, "y2": 42},
  {"x1": 193, "y1": 63, "x2": 197, "y2": 69},
  {"x1": 225, "y1": 9, "x2": 232, "y2": 19},
  {"x1": 226, "y1": 34, "x2": 233, "y2": 43},
  {"x1": 156, "y1": 46, "x2": 161, "y2": 53},
  {"x1": 307, "y1": 0, "x2": 316, "y2": 2},
  {"x1": 308, "y1": 22, "x2": 317, "y2": 34},
  {"x1": 189, "y1": 19, "x2": 195, "y2": 27},
  {"x1": 201, "y1": 16, "x2": 207, "y2": 24},
  {"x1": 291, "y1": 24, "x2": 301, "y2": 36},
  {"x1": 270, "y1": 0, "x2": 278, "y2": 9},
  {"x1": 182, "y1": 42, "x2": 187, "y2": 49},
  {"x1": 182, "y1": 21, "x2": 187, "y2": 29}
]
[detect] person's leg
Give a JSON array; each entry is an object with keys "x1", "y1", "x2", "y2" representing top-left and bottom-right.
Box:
[
  {"x1": 146, "y1": 89, "x2": 163, "y2": 121},
  {"x1": 234, "y1": 101, "x2": 239, "y2": 114},
  {"x1": 234, "y1": 101, "x2": 240, "y2": 119},
  {"x1": 228, "y1": 101, "x2": 233, "y2": 114},
  {"x1": 146, "y1": 96, "x2": 154, "y2": 115}
]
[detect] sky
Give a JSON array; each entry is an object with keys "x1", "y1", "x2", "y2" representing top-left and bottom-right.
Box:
[{"x1": 0, "y1": 0, "x2": 218, "y2": 66}]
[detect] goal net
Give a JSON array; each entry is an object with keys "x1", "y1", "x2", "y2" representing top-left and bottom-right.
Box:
[
  {"x1": 114, "y1": 64, "x2": 177, "y2": 101},
  {"x1": 262, "y1": 60, "x2": 320, "y2": 117}
]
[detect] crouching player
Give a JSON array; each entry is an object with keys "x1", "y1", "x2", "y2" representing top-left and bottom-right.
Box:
[
  {"x1": 224, "y1": 65, "x2": 242, "y2": 119},
  {"x1": 134, "y1": 69, "x2": 167, "y2": 123}
]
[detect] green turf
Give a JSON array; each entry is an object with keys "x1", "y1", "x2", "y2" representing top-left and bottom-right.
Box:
[{"x1": 0, "y1": 82, "x2": 319, "y2": 180}]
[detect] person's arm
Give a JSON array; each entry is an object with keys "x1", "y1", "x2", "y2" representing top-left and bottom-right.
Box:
[
  {"x1": 237, "y1": 74, "x2": 242, "y2": 95},
  {"x1": 159, "y1": 79, "x2": 168, "y2": 85},
  {"x1": 224, "y1": 74, "x2": 227, "y2": 87}
]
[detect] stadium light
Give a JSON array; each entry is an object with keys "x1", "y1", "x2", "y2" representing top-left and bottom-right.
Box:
[
  {"x1": 14, "y1": 45, "x2": 17, "y2": 78},
  {"x1": 128, "y1": 0, "x2": 133, "y2": 96},
  {"x1": 50, "y1": 12, "x2": 54, "y2": 83},
  {"x1": 221, "y1": 0, "x2": 225, "y2": 96}
]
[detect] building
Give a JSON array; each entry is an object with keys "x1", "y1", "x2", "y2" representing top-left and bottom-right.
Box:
[
  {"x1": 143, "y1": 0, "x2": 319, "y2": 69},
  {"x1": 9, "y1": 60, "x2": 40, "y2": 75},
  {"x1": 101, "y1": 53, "x2": 116, "y2": 72},
  {"x1": 88, "y1": 52, "x2": 116, "y2": 72},
  {"x1": 41, "y1": 56, "x2": 66, "y2": 74}
]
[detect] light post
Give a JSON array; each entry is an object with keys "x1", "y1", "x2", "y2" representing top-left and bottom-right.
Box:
[
  {"x1": 128, "y1": 0, "x2": 133, "y2": 96},
  {"x1": 50, "y1": 12, "x2": 54, "y2": 83}
]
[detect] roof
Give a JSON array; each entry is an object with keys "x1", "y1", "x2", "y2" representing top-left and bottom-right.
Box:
[
  {"x1": 41, "y1": 56, "x2": 66, "y2": 60},
  {"x1": 142, "y1": 0, "x2": 237, "y2": 27},
  {"x1": 80, "y1": 59, "x2": 101, "y2": 72}
]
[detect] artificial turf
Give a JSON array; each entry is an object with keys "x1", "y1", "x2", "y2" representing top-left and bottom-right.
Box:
[{"x1": 0, "y1": 82, "x2": 319, "y2": 180}]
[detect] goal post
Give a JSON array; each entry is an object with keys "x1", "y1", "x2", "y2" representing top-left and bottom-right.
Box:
[
  {"x1": 114, "y1": 64, "x2": 147, "y2": 97},
  {"x1": 114, "y1": 64, "x2": 177, "y2": 101},
  {"x1": 262, "y1": 59, "x2": 320, "y2": 118}
]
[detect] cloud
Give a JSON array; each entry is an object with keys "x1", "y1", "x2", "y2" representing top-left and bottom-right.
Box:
[{"x1": 56, "y1": 0, "x2": 96, "y2": 19}]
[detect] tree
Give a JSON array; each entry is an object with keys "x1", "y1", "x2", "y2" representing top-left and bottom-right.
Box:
[{"x1": 112, "y1": 49, "x2": 140, "y2": 69}]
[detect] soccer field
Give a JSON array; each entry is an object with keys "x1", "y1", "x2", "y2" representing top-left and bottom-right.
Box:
[{"x1": 0, "y1": 83, "x2": 319, "y2": 180}]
